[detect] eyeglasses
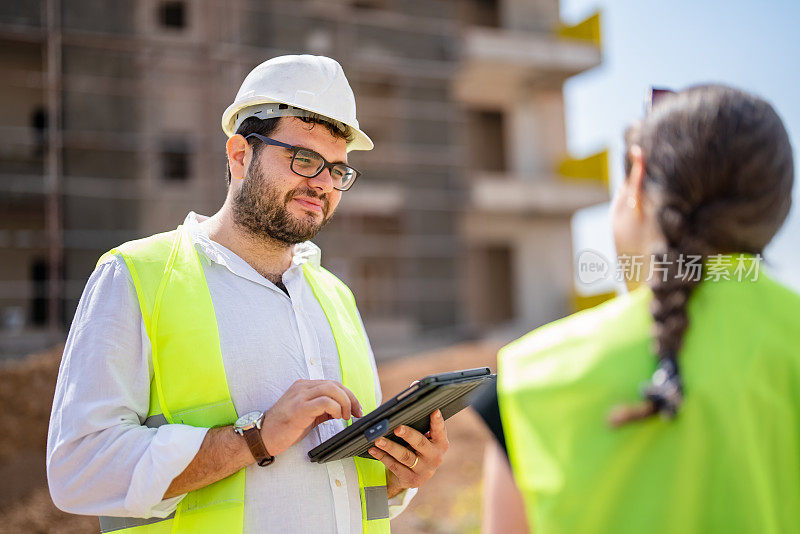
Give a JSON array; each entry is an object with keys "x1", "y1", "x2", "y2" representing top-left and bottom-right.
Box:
[
  {"x1": 646, "y1": 87, "x2": 677, "y2": 113},
  {"x1": 245, "y1": 134, "x2": 361, "y2": 191}
]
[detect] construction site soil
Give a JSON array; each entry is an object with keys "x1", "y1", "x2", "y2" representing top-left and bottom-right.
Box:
[{"x1": 0, "y1": 342, "x2": 500, "y2": 533}]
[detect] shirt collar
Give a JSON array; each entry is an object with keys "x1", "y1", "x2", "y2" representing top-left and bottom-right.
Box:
[{"x1": 181, "y1": 211, "x2": 322, "y2": 272}]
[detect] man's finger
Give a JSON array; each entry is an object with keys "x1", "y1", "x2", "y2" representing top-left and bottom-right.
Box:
[
  {"x1": 429, "y1": 410, "x2": 448, "y2": 447},
  {"x1": 340, "y1": 384, "x2": 363, "y2": 418},
  {"x1": 306, "y1": 397, "x2": 343, "y2": 422},
  {"x1": 373, "y1": 437, "x2": 418, "y2": 468},
  {"x1": 319, "y1": 381, "x2": 361, "y2": 419},
  {"x1": 393, "y1": 425, "x2": 435, "y2": 458},
  {"x1": 307, "y1": 382, "x2": 352, "y2": 420},
  {"x1": 368, "y1": 446, "x2": 415, "y2": 481},
  {"x1": 311, "y1": 414, "x2": 333, "y2": 427}
]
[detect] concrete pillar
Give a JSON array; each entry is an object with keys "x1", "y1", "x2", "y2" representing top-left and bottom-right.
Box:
[
  {"x1": 505, "y1": 91, "x2": 566, "y2": 179},
  {"x1": 500, "y1": 0, "x2": 559, "y2": 33},
  {"x1": 512, "y1": 217, "x2": 573, "y2": 330},
  {"x1": 505, "y1": 97, "x2": 543, "y2": 176}
]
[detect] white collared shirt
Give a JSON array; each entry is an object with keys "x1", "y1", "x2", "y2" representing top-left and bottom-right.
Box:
[{"x1": 47, "y1": 212, "x2": 415, "y2": 533}]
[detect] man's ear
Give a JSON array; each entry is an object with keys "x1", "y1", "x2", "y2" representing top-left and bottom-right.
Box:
[{"x1": 226, "y1": 134, "x2": 248, "y2": 180}]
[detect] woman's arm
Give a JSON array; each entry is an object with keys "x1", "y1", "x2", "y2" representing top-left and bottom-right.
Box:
[{"x1": 482, "y1": 440, "x2": 530, "y2": 534}]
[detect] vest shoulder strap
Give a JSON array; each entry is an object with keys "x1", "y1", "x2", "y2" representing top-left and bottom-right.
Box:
[
  {"x1": 306, "y1": 262, "x2": 358, "y2": 305},
  {"x1": 97, "y1": 230, "x2": 179, "y2": 326}
]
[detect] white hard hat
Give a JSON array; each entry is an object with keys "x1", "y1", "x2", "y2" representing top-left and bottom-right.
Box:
[{"x1": 221, "y1": 55, "x2": 373, "y2": 152}]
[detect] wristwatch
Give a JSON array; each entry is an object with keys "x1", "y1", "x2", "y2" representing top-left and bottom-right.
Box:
[{"x1": 233, "y1": 411, "x2": 275, "y2": 466}]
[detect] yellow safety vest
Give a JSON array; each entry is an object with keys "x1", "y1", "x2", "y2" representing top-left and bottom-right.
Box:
[
  {"x1": 498, "y1": 259, "x2": 800, "y2": 533},
  {"x1": 97, "y1": 225, "x2": 390, "y2": 534}
]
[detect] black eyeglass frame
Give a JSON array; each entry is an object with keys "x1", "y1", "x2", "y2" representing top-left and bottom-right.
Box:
[{"x1": 244, "y1": 133, "x2": 361, "y2": 191}]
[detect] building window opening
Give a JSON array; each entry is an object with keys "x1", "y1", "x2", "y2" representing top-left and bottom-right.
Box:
[
  {"x1": 30, "y1": 258, "x2": 48, "y2": 327},
  {"x1": 31, "y1": 106, "x2": 47, "y2": 157},
  {"x1": 467, "y1": 110, "x2": 506, "y2": 173},
  {"x1": 159, "y1": 1, "x2": 186, "y2": 29},
  {"x1": 352, "y1": 0, "x2": 386, "y2": 9},
  {"x1": 161, "y1": 140, "x2": 191, "y2": 181}
]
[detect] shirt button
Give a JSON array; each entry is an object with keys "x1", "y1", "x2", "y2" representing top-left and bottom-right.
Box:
[
  {"x1": 335, "y1": 479, "x2": 342, "y2": 487},
  {"x1": 309, "y1": 358, "x2": 315, "y2": 366}
]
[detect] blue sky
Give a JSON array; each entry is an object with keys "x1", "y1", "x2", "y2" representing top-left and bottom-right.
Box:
[{"x1": 562, "y1": 0, "x2": 800, "y2": 290}]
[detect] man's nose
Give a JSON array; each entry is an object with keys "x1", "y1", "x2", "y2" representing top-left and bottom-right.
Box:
[{"x1": 307, "y1": 167, "x2": 335, "y2": 194}]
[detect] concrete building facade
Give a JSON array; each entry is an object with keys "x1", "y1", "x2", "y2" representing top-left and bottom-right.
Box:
[{"x1": 455, "y1": 0, "x2": 607, "y2": 334}]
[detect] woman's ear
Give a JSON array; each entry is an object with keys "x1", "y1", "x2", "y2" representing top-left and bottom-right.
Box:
[
  {"x1": 226, "y1": 134, "x2": 248, "y2": 180},
  {"x1": 626, "y1": 145, "x2": 646, "y2": 215}
]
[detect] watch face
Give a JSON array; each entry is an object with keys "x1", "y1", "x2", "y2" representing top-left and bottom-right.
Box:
[{"x1": 235, "y1": 410, "x2": 263, "y2": 430}]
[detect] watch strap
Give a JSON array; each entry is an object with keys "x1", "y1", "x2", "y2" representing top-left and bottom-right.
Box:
[{"x1": 242, "y1": 426, "x2": 274, "y2": 466}]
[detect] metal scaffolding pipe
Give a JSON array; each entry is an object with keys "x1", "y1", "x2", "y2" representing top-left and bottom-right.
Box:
[{"x1": 45, "y1": 0, "x2": 63, "y2": 339}]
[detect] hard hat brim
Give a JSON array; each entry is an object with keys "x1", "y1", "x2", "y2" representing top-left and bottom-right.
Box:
[{"x1": 221, "y1": 97, "x2": 374, "y2": 152}]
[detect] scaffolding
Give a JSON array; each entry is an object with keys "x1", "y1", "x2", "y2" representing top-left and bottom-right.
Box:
[{"x1": 0, "y1": 0, "x2": 605, "y2": 359}]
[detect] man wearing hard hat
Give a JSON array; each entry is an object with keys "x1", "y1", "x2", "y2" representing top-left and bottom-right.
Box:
[{"x1": 47, "y1": 55, "x2": 448, "y2": 534}]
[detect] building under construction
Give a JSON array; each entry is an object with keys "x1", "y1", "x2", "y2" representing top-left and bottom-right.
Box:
[{"x1": 0, "y1": 0, "x2": 605, "y2": 359}]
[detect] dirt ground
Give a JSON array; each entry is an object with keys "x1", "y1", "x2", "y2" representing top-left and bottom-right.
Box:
[{"x1": 0, "y1": 342, "x2": 501, "y2": 534}]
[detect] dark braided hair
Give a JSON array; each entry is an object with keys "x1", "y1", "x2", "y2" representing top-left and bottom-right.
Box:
[{"x1": 609, "y1": 84, "x2": 794, "y2": 426}]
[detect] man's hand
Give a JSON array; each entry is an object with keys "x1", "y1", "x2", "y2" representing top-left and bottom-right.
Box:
[
  {"x1": 164, "y1": 379, "x2": 360, "y2": 499},
  {"x1": 261, "y1": 379, "x2": 362, "y2": 456},
  {"x1": 368, "y1": 409, "x2": 449, "y2": 498}
]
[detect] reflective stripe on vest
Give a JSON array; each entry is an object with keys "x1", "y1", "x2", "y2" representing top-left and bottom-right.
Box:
[
  {"x1": 100, "y1": 514, "x2": 174, "y2": 533},
  {"x1": 97, "y1": 226, "x2": 389, "y2": 534}
]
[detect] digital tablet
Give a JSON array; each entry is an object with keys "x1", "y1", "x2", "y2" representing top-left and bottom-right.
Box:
[{"x1": 308, "y1": 367, "x2": 494, "y2": 463}]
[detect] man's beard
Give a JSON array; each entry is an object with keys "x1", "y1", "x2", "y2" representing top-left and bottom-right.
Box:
[{"x1": 232, "y1": 158, "x2": 333, "y2": 245}]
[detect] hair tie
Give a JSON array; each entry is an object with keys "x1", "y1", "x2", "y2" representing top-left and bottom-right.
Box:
[{"x1": 643, "y1": 354, "x2": 683, "y2": 418}]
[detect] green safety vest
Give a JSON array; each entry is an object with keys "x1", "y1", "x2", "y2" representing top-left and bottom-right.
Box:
[
  {"x1": 96, "y1": 225, "x2": 390, "y2": 534},
  {"x1": 498, "y1": 262, "x2": 800, "y2": 533}
]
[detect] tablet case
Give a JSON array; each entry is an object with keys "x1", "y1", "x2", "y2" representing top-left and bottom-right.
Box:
[{"x1": 308, "y1": 367, "x2": 494, "y2": 463}]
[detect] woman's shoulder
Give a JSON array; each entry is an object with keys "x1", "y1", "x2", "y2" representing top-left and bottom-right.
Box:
[
  {"x1": 499, "y1": 287, "x2": 653, "y2": 388},
  {"x1": 760, "y1": 272, "x2": 800, "y2": 309},
  {"x1": 502, "y1": 287, "x2": 651, "y2": 360}
]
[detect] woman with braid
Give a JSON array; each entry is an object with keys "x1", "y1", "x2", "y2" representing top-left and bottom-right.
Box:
[{"x1": 475, "y1": 84, "x2": 799, "y2": 533}]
